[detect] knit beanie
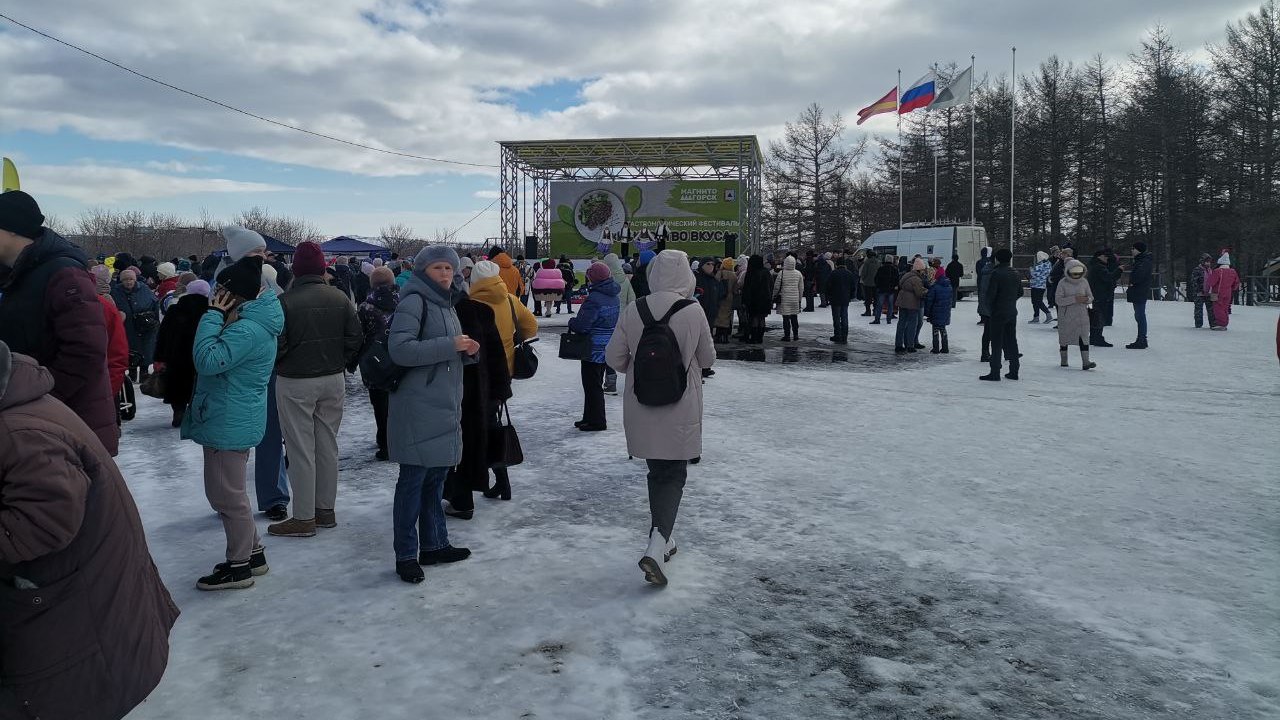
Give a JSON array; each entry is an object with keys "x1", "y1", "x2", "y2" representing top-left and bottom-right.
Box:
[
  {"x1": 473, "y1": 260, "x2": 501, "y2": 280},
  {"x1": 176, "y1": 272, "x2": 198, "y2": 292},
  {"x1": 221, "y1": 226, "x2": 267, "y2": 262},
  {"x1": 216, "y1": 256, "x2": 264, "y2": 300},
  {"x1": 586, "y1": 261, "x2": 611, "y2": 283},
  {"x1": 361, "y1": 261, "x2": 375, "y2": 277},
  {"x1": 177, "y1": 259, "x2": 192, "y2": 272},
  {"x1": 292, "y1": 241, "x2": 327, "y2": 277},
  {"x1": 0, "y1": 190, "x2": 44, "y2": 239},
  {"x1": 414, "y1": 245, "x2": 460, "y2": 274},
  {"x1": 157, "y1": 261, "x2": 177, "y2": 279},
  {"x1": 89, "y1": 265, "x2": 112, "y2": 296},
  {"x1": 1131, "y1": 241, "x2": 1147, "y2": 253},
  {"x1": 638, "y1": 249, "x2": 656, "y2": 267},
  {"x1": 185, "y1": 279, "x2": 212, "y2": 298},
  {"x1": 261, "y1": 263, "x2": 283, "y2": 296},
  {"x1": 370, "y1": 266, "x2": 396, "y2": 287},
  {"x1": 995, "y1": 248, "x2": 1013, "y2": 264},
  {"x1": 912, "y1": 258, "x2": 926, "y2": 271},
  {"x1": 1217, "y1": 252, "x2": 1231, "y2": 267},
  {"x1": 935, "y1": 267, "x2": 947, "y2": 282},
  {"x1": 541, "y1": 258, "x2": 556, "y2": 269},
  {"x1": 1035, "y1": 251, "x2": 1048, "y2": 263}
]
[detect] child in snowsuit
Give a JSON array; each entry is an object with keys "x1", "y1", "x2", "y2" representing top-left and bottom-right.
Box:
[{"x1": 924, "y1": 268, "x2": 953, "y2": 353}]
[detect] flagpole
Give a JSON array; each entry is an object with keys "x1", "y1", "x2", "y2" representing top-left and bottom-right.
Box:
[
  {"x1": 1010, "y1": 47, "x2": 1016, "y2": 255},
  {"x1": 897, "y1": 68, "x2": 903, "y2": 238},
  {"x1": 970, "y1": 54, "x2": 976, "y2": 226}
]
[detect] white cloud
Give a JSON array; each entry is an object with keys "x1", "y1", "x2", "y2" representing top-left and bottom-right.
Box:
[
  {"x1": 143, "y1": 160, "x2": 222, "y2": 174},
  {"x1": 472, "y1": 189, "x2": 500, "y2": 199},
  {"x1": 22, "y1": 164, "x2": 292, "y2": 204}
]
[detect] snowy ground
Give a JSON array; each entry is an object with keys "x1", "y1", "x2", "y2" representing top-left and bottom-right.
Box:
[{"x1": 121, "y1": 297, "x2": 1280, "y2": 720}]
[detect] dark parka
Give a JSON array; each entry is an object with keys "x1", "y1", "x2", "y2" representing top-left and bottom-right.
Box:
[
  {"x1": 824, "y1": 263, "x2": 856, "y2": 305},
  {"x1": 1127, "y1": 249, "x2": 1154, "y2": 302},
  {"x1": 0, "y1": 347, "x2": 179, "y2": 720},
  {"x1": 739, "y1": 256, "x2": 774, "y2": 315},
  {"x1": 873, "y1": 261, "x2": 899, "y2": 293},
  {"x1": 153, "y1": 292, "x2": 209, "y2": 410},
  {"x1": 110, "y1": 282, "x2": 160, "y2": 366},
  {"x1": 694, "y1": 267, "x2": 723, "y2": 327},
  {"x1": 982, "y1": 260, "x2": 1023, "y2": 321},
  {"x1": 275, "y1": 276, "x2": 363, "y2": 378},
  {"x1": 0, "y1": 230, "x2": 117, "y2": 456}
]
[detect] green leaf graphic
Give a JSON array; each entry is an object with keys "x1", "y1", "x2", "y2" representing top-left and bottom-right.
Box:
[
  {"x1": 557, "y1": 205, "x2": 574, "y2": 227},
  {"x1": 625, "y1": 186, "x2": 642, "y2": 216}
]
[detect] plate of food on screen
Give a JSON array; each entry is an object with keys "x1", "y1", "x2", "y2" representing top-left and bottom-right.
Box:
[{"x1": 573, "y1": 190, "x2": 626, "y2": 246}]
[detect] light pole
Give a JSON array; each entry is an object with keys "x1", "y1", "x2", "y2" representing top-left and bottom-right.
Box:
[{"x1": 932, "y1": 151, "x2": 939, "y2": 224}]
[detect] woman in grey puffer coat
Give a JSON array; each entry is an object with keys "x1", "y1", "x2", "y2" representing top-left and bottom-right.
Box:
[
  {"x1": 386, "y1": 246, "x2": 481, "y2": 583},
  {"x1": 1054, "y1": 258, "x2": 1096, "y2": 370}
]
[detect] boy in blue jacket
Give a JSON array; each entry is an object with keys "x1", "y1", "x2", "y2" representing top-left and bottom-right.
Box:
[{"x1": 924, "y1": 268, "x2": 953, "y2": 354}]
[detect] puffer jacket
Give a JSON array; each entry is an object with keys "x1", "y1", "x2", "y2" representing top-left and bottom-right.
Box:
[
  {"x1": 896, "y1": 270, "x2": 928, "y2": 310},
  {"x1": 110, "y1": 282, "x2": 160, "y2": 364},
  {"x1": 180, "y1": 294, "x2": 285, "y2": 450},
  {"x1": 874, "y1": 261, "x2": 899, "y2": 293},
  {"x1": 275, "y1": 276, "x2": 363, "y2": 378},
  {"x1": 859, "y1": 255, "x2": 880, "y2": 287},
  {"x1": 0, "y1": 347, "x2": 179, "y2": 720},
  {"x1": 924, "y1": 275, "x2": 953, "y2": 325},
  {"x1": 1055, "y1": 259, "x2": 1094, "y2": 345},
  {"x1": 714, "y1": 265, "x2": 738, "y2": 328},
  {"x1": 772, "y1": 256, "x2": 805, "y2": 315},
  {"x1": 603, "y1": 253, "x2": 637, "y2": 307},
  {"x1": 492, "y1": 252, "x2": 526, "y2": 298},
  {"x1": 1029, "y1": 260, "x2": 1052, "y2": 289},
  {"x1": 567, "y1": 278, "x2": 621, "y2": 364},
  {"x1": 468, "y1": 275, "x2": 539, "y2": 375}
]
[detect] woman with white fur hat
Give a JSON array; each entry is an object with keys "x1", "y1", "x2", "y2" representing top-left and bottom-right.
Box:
[{"x1": 1053, "y1": 258, "x2": 1096, "y2": 370}]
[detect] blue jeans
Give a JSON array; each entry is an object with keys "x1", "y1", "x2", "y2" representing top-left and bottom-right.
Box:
[
  {"x1": 830, "y1": 303, "x2": 849, "y2": 339},
  {"x1": 393, "y1": 465, "x2": 450, "y2": 561},
  {"x1": 254, "y1": 372, "x2": 290, "y2": 511},
  {"x1": 895, "y1": 308, "x2": 919, "y2": 349},
  {"x1": 876, "y1": 292, "x2": 895, "y2": 320},
  {"x1": 1132, "y1": 299, "x2": 1148, "y2": 340}
]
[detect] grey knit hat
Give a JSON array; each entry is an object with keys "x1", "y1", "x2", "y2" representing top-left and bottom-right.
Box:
[
  {"x1": 414, "y1": 245, "x2": 460, "y2": 274},
  {"x1": 221, "y1": 226, "x2": 267, "y2": 262}
]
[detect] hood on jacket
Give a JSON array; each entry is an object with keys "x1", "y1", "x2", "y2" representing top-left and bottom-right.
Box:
[
  {"x1": 1036, "y1": 251, "x2": 1049, "y2": 263},
  {"x1": 747, "y1": 254, "x2": 765, "y2": 273},
  {"x1": 493, "y1": 252, "x2": 515, "y2": 269},
  {"x1": 235, "y1": 292, "x2": 286, "y2": 337},
  {"x1": 405, "y1": 269, "x2": 465, "y2": 308},
  {"x1": 1064, "y1": 258, "x2": 1088, "y2": 279},
  {"x1": 721, "y1": 257, "x2": 736, "y2": 271},
  {"x1": 467, "y1": 275, "x2": 509, "y2": 305},
  {"x1": 648, "y1": 249, "x2": 696, "y2": 297},
  {"x1": 0, "y1": 342, "x2": 54, "y2": 411},
  {"x1": 783, "y1": 255, "x2": 797, "y2": 270}
]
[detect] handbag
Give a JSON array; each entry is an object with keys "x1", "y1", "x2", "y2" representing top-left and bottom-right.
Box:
[
  {"x1": 139, "y1": 369, "x2": 167, "y2": 399},
  {"x1": 558, "y1": 331, "x2": 592, "y2": 361},
  {"x1": 508, "y1": 298, "x2": 539, "y2": 380},
  {"x1": 488, "y1": 403, "x2": 524, "y2": 468}
]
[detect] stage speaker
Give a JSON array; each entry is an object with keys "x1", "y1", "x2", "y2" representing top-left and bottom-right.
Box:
[
  {"x1": 724, "y1": 233, "x2": 738, "y2": 259},
  {"x1": 524, "y1": 235, "x2": 538, "y2": 260}
]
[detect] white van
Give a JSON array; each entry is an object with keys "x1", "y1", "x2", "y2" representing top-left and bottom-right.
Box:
[{"x1": 856, "y1": 224, "x2": 989, "y2": 296}]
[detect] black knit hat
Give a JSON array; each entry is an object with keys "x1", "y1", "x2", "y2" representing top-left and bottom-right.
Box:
[
  {"x1": 995, "y1": 248, "x2": 1013, "y2": 264},
  {"x1": 216, "y1": 256, "x2": 264, "y2": 300},
  {"x1": 0, "y1": 190, "x2": 44, "y2": 239}
]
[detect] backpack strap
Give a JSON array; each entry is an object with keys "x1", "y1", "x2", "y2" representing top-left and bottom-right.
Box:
[
  {"x1": 658, "y1": 298, "x2": 696, "y2": 324},
  {"x1": 508, "y1": 296, "x2": 523, "y2": 344},
  {"x1": 637, "y1": 296, "x2": 657, "y2": 327}
]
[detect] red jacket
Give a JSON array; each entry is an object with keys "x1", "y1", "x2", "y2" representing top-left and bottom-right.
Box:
[
  {"x1": 98, "y1": 295, "x2": 130, "y2": 398},
  {"x1": 155, "y1": 275, "x2": 179, "y2": 300}
]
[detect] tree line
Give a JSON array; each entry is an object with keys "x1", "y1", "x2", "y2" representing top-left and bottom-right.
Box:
[{"x1": 764, "y1": 1, "x2": 1280, "y2": 297}]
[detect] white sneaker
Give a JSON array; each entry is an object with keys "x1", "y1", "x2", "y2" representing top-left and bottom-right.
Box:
[{"x1": 639, "y1": 527, "x2": 672, "y2": 586}]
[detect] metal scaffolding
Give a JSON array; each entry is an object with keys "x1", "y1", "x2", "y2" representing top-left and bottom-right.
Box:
[{"x1": 498, "y1": 135, "x2": 763, "y2": 257}]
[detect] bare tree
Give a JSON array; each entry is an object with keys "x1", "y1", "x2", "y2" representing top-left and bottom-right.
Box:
[
  {"x1": 231, "y1": 206, "x2": 322, "y2": 246},
  {"x1": 379, "y1": 222, "x2": 421, "y2": 258},
  {"x1": 766, "y1": 103, "x2": 866, "y2": 250}
]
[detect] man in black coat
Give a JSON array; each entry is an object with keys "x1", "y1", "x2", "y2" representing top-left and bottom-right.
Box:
[
  {"x1": 945, "y1": 254, "x2": 964, "y2": 308},
  {"x1": 825, "y1": 259, "x2": 856, "y2": 343},
  {"x1": 1087, "y1": 249, "x2": 1121, "y2": 346},
  {"x1": 1125, "y1": 241, "x2": 1154, "y2": 349},
  {"x1": 979, "y1": 248, "x2": 1022, "y2": 381}
]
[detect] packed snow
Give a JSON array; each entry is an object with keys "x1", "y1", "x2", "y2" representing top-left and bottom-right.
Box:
[{"x1": 121, "y1": 297, "x2": 1279, "y2": 719}]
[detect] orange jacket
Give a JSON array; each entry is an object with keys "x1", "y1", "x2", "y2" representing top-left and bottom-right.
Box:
[{"x1": 493, "y1": 252, "x2": 525, "y2": 297}]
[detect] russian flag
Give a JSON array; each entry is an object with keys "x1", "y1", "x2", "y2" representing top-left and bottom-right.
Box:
[{"x1": 898, "y1": 72, "x2": 936, "y2": 115}]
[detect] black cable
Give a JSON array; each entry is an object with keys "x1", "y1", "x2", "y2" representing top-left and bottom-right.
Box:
[
  {"x1": 443, "y1": 199, "x2": 499, "y2": 241},
  {"x1": 0, "y1": 13, "x2": 497, "y2": 169}
]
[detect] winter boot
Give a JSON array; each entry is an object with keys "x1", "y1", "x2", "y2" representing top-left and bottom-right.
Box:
[
  {"x1": 603, "y1": 376, "x2": 618, "y2": 395},
  {"x1": 264, "y1": 504, "x2": 288, "y2": 522},
  {"x1": 419, "y1": 545, "x2": 471, "y2": 566},
  {"x1": 396, "y1": 559, "x2": 425, "y2": 584},
  {"x1": 1081, "y1": 350, "x2": 1096, "y2": 371},
  {"x1": 1125, "y1": 339, "x2": 1148, "y2": 350},
  {"x1": 1060, "y1": 348, "x2": 1070, "y2": 367},
  {"x1": 1028, "y1": 316, "x2": 1040, "y2": 324},
  {"x1": 978, "y1": 371, "x2": 1001, "y2": 381},
  {"x1": 1043, "y1": 311, "x2": 1053, "y2": 323},
  {"x1": 639, "y1": 527, "x2": 672, "y2": 586},
  {"x1": 197, "y1": 561, "x2": 254, "y2": 591}
]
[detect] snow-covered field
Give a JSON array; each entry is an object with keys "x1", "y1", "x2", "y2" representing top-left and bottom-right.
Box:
[{"x1": 122, "y1": 297, "x2": 1279, "y2": 720}]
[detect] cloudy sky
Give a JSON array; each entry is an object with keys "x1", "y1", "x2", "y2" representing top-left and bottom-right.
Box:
[{"x1": 0, "y1": 0, "x2": 1256, "y2": 243}]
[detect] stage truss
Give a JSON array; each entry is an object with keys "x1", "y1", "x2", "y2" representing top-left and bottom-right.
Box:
[{"x1": 498, "y1": 135, "x2": 763, "y2": 257}]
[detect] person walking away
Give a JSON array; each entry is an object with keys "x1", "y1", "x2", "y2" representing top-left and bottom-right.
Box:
[
  {"x1": 975, "y1": 247, "x2": 994, "y2": 325},
  {"x1": 631, "y1": 249, "x2": 656, "y2": 300},
  {"x1": 352, "y1": 261, "x2": 373, "y2": 304},
  {"x1": 0, "y1": 190, "x2": 118, "y2": 455},
  {"x1": 568, "y1": 262, "x2": 621, "y2": 431},
  {"x1": 153, "y1": 278, "x2": 211, "y2": 427},
  {"x1": 90, "y1": 264, "x2": 131, "y2": 411},
  {"x1": 873, "y1": 255, "x2": 899, "y2": 324},
  {"x1": 773, "y1": 255, "x2": 805, "y2": 342},
  {"x1": 469, "y1": 261, "x2": 538, "y2": 500},
  {"x1": 713, "y1": 257, "x2": 738, "y2": 343},
  {"x1": 924, "y1": 267, "x2": 953, "y2": 353},
  {"x1": 601, "y1": 253, "x2": 636, "y2": 393},
  {"x1": 1086, "y1": 249, "x2": 1120, "y2": 347},
  {"x1": 443, "y1": 270, "x2": 511, "y2": 519},
  {"x1": 386, "y1": 246, "x2": 479, "y2": 583},
  {"x1": 556, "y1": 255, "x2": 577, "y2": 314},
  {"x1": 801, "y1": 251, "x2": 817, "y2": 312},
  {"x1": 488, "y1": 246, "x2": 527, "y2": 300},
  {"x1": 740, "y1": 254, "x2": 774, "y2": 344},
  {"x1": 1190, "y1": 253, "x2": 1216, "y2": 329},
  {"x1": 945, "y1": 254, "x2": 964, "y2": 308},
  {"x1": 694, "y1": 258, "x2": 722, "y2": 336},
  {"x1": 270, "y1": 241, "x2": 363, "y2": 538},
  {"x1": 532, "y1": 258, "x2": 566, "y2": 317},
  {"x1": 604, "y1": 249, "x2": 715, "y2": 586},
  {"x1": 1028, "y1": 251, "x2": 1053, "y2": 323},
  {"x1": 1054, "y1": 258, "x2": 1097, "y2": 370},
  {"x1": 1125, "y1": 241, "x2": 1154, "y2": 349},
  {"x1": 816, "y1": 252, "x2": 834, "y2": 308},
  {"x1": 825, "y1": 258, "x2": 856, "y2": 344},
  {"x1": 895, "y1": 259, "x2": 928, "y2": 353},
  {"x1": 0, "y1": 341, "x2": 179, "y2": 717},
  {"x1": 859, "y1": 250, "x2": 880, "y2": 316},
  {"x1": 979, "y1": 248, "x2": 1022, "y2": 381},
  {"x1": 112, "y1": 269, "x2": 161, "y2": 381},
  {"x1": 1205, "y1": 252, "x2": 1241, "y2": 331},
  {"x1": 181, "y1": 257, "x2": 285, "y2": 589},
  {"x1": 356, "y1": 267, "x2": 400, "y2": 460}
]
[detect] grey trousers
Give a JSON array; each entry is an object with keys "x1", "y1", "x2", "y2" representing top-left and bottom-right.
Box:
[
  {"x1": 646, "y1": 459, "x2": 688, "y2": 541},
  {"x1": 203, "y1": 447, "x2": 259, "y2": 563},
  {"x1": 277, "y1": 373, "x2": 345, "y2": 521}
]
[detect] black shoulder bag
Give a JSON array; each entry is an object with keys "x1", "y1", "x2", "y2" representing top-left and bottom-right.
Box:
[{"x1": 508, "y1": 297, "x2": 539, "y2": 380}]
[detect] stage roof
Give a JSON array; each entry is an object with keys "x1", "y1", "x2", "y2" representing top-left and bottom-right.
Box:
[{"x1": 498, "y1": 135, "x2": 763, "y2": 171}]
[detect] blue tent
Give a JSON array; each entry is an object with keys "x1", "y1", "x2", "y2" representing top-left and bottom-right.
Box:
[
  {"x1": 320, "y1": 236, "x2": 387, "y2": 257},
  {"x1": 209, "y1": 233, "x2": 296, "y2": 257}
]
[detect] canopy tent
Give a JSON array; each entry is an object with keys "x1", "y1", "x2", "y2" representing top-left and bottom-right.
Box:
[
  {"x1": 209, "y1": 233, "x2": 295, "y2": 257},
  {"x1": 320, "y1": 236, "x2": 387, "y2": 256}
]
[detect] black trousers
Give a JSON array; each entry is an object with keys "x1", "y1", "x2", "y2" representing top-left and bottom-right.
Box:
[
  {"x1": 782, "y1": 314, "x2": 799, "y2": 339},
  {"x1": 987, "y1": 319, "x2": 1020, "y2": 373},
  {"x1": 580, "y1": 361, "x2": 606, "y2": 426},
  {"x1": 863, "y1": 286, "x2": 876, "y2": 314},
  {"x1": 368, "y1": 387, "x2": 389, "y2": 453},
  {"x1": 646, "y1": 459, "x2": 688, "y2": 540}
]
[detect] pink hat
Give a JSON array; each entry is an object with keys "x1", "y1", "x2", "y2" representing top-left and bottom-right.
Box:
[
  {"x1": 935, "y1": 267, "x2": 946, "y2": 282},
  {"x1": 586, "y1": 261, "x2": 611, "y2": 283},
  {"x1": 912, "y1": 258, "x2": 926, "y2": 272}
]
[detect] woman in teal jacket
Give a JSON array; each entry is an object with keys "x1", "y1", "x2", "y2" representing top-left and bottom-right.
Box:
[{"x1": 181, "y1": 257, "x2": 285, "y2": 591}]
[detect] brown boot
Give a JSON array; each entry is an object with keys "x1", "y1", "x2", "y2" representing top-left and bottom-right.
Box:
[
  {"x1": 267, "y1": 517, "x2": 316, "y2": 537},
  {"x1": 315, "y1": 509, "x2": 337, "y2": 529}
]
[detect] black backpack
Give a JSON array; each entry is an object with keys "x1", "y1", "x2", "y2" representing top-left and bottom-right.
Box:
[
  {"x1": 633, "y1": 297, "x2": 696, "y2": 407},
  {"x1": 359, "y1": 297, "x2": 427, "y2": 392}
]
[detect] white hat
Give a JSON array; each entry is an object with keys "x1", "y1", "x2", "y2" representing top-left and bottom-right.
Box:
[
  {"x1": 361, "y1": 261, "x2": 374, "y2": 276},
  {"x1": 1217, "y1": 253, "x2": 1231, "y2": 267},
  {"x1": 472, "y1": 260, "x2": 501, "y2": 280},
  {"x1": 261, "y1": 263, "x2": 283, "y2": 296},
  {"x1": 156, "y1": 261, "x2": 177, "y2": 279}
]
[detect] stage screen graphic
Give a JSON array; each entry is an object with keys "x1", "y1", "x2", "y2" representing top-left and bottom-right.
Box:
[{"x1": 549, "y1": 180, "x2": 741, "y2": 258}]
